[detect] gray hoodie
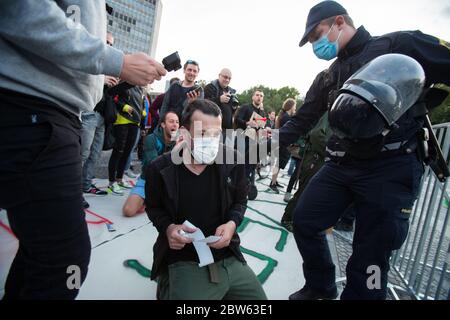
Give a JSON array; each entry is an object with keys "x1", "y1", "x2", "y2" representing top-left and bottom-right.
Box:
[{"x1": 0, "y1": 0, "x2": 124, "y2": 116}]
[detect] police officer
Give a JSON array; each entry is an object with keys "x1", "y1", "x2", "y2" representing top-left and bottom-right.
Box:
[{"x1": 279, "y1": 1, "x2": 450, "y2": 300}]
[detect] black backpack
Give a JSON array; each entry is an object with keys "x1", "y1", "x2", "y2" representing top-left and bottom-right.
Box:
[{"x1": 102, "y1": 94, "x2": 118, "y2": 125}]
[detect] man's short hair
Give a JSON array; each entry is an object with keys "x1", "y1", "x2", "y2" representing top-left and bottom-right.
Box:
[
  {"x1": 253, "y1": 89, "x2": 264, "y2": 97},
  {"x1": 183, "y1": 60, "x2": 200, "y2": 70},
  {"x1": 160, "y1": 111, "x2": 178, "y2": 124},
  {"x1": 181, "y1": 99, "x2": 221, "y2": 128}
]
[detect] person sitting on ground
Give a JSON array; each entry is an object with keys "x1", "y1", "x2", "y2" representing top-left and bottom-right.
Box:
[
  {"x1": 145, "y1": 99, "x2": 267, "y2": 300},
  {"x1": 122, "y1": 111, "x2": 179, "y2": 217}
]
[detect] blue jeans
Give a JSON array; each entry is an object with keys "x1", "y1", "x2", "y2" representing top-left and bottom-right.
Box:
[
  {"x1": 80, "y1": 112, "x2": 105, "y2": 190},
  {"x1": 288, "y1": 157, "x2": 296, "y2": 176}
]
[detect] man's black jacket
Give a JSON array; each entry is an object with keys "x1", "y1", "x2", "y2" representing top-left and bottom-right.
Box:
[
  {"x1": 204, "y1": 79, "x2": 237, "y2": 130},
  {"x1": 235, "y1": 103, "x2": 266, "y2": 130}
]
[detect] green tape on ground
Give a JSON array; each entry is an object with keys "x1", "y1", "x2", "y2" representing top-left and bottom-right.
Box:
[
  {"x1": 240, "y1": 246, "x2": 278, "y2": 284},
  {"x1": 237, "y1": 216, "x2": 288, "y2": 252},
  {"x1": 123, "y1": 259, "x2": 151, "y2": 278},
  {"x1": 252, "y1": 199, "x2": 287, "y2": 206},
  {"x1": 246, "y1": 205, "x2": 283, "y2": 227}
]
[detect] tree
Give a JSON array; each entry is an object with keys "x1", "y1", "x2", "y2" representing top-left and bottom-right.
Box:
[
  {"x1": 236, "y1": 85, "x2": 303, "y2": 114},
  {"x1": 429, "y1": 84, "x2": 450, "y2": 125}
]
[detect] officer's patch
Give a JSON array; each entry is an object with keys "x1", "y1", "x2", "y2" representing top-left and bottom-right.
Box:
[
  {"x1": 401, "y1": 208, "x2": 412, "y2": 214},
  {"x1": 439, "y1": 39, "x2": 450, "y2": 50}
]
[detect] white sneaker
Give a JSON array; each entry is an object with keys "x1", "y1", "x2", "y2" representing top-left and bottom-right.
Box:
[
  {"x1": 118, "y1": 180, "x2": 133, "y2": 189},
  {"x1": 108, "y1": 182, "x2": 124, "y2": 195},
  {"x1": 125, "y1": 169, "x2": 138, "y2": 179},
  {"x1": 283, "y1": 192, "x2": 292, "y2": 202}
]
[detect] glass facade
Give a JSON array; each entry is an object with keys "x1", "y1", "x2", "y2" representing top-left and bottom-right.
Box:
[{"x1": 106, "y1": 0, "x2": 162, "y2": 56}]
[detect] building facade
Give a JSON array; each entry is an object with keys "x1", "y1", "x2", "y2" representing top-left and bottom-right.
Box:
[{"x1": 106, "y1": 0, "x2": 162, "y2": 57}]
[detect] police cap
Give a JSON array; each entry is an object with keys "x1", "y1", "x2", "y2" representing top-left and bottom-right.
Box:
[{"x1": 299, "y1": 1, "x2": 347, "y2": 47}]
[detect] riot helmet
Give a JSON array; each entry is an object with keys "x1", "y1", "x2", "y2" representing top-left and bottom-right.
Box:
[{"x1": 329, "y1": 54, "x2": 425, "y2": 140}]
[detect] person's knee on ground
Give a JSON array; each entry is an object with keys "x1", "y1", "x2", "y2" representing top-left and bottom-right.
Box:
[{"x1": 122, "y1": 195, "x2": 144, "y2": 217}]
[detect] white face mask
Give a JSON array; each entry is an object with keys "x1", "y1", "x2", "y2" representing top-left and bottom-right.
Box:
[
  {"x1": 170, "y1": 130, "x2": 179, "y2": 141},
  {"x1": 191, "y1": 136, "x2": 220, "y2": 164}
]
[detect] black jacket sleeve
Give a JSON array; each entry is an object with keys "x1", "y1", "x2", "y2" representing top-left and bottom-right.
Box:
[
  {"x1": 234, "y1": 105, "x2": 251, "y2": 130},
  {"x1": 106, "y1": 81, "x2": 132, "y2": 96},
  {"x1": 390, "y1": 31, "x2": 450, "y2": 87},
  {"x1": 279, "y1": 70, "x2": 329, "y2": 147},
  {"x1": 145, "y1": 161, "x2": 172, "y2": 234},
  {"x1": 204, "y1": 83, "x2": 221, "y2": 106},
  {"x1": 225, "y1": 163, "x2": 248, "y2": 227}
]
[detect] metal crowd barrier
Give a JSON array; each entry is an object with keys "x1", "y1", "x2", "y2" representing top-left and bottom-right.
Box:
[{"x1": 391, "y1": 122, "x2": 450, "y2": 300}]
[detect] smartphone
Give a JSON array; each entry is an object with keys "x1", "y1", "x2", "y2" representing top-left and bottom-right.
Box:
[{"x1": 191, "y1": 85, "x2": 202, "y2": 93}]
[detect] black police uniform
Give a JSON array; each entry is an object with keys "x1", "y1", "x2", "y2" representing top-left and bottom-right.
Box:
[{"x1": 280, "y1": 26, "x2": 450, "y2": 299}]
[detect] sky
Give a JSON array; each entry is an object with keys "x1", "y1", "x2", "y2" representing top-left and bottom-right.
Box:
[{"x1": 152, "y1": 0, "x2": 450, "y2": 96}]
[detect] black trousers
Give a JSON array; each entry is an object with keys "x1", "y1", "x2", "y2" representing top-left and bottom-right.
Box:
[
  {"x1": 293, "y1": 154, "x2": 423, "y2": 299},
  {"x1": 108, "y1": 124, "x2": 139, "y2": 182},
  {"x1": 0, "y1": 104, "x2": 91, "y2": 299},
  {"x1": 286, "y1": 158, "x2": 301, "y2": 193}
]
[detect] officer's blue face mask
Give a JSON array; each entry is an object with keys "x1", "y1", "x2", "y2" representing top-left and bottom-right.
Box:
[{"x1": 312, "y1": 24, "x2": 342, "y2": 61}]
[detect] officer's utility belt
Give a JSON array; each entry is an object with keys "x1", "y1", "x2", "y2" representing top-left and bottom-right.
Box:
[
  {"x1": 381, "y1": 140, "x2": 417, "y2": 154},
  {"x1": 326, "y1": 139, "x2": 416, "y2": 159}
]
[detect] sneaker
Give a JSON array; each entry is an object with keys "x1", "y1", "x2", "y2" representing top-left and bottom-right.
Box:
[
  {"x1": 289, "y1": 285, "x2": 338, "y2": 300},
  {"x1": 108, "y1": 182, "x2": 124, "y2": 195},
  {"x1": 82, "y1": 198, "x2": 90, "y2": 209},
  {"x1": 118, "y1": 180, "x2": 133, "y2": 189},
  {"x1": 334, "y1": 220, "x2": 354, "y2": 232},
  {"x1": 84, "y1": 185, "x2": 108, "y2": 196},
  {"x1": 269, "y1": 183, "x2": 279, "y2": 194},
  {"x1": 125, "y1": 169, "x2": 138, "y2": 179},
  {"x1": 275, "y1": 181, "x2": 285, "y2": 189},
  {"x1": 283, "y1": 192, "x2": 292, "y2": 202}
]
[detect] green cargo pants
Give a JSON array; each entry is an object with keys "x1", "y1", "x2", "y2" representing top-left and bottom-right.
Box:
[{"x1": 157, "y1": 256, "x2": 267, "y2": 300}]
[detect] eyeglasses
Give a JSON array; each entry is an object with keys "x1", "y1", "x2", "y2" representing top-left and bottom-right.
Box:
[{"x1": 220, "y1": 74, "x2": 231, "y2": 80}]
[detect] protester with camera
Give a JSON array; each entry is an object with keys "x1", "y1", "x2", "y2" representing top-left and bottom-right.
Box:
[
  {"x1": 204, "y1": 68, "x2": 239, "y2": 132},
  {"x1": 160, "y1": 60, "x2": 203, "y2": 119}
]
